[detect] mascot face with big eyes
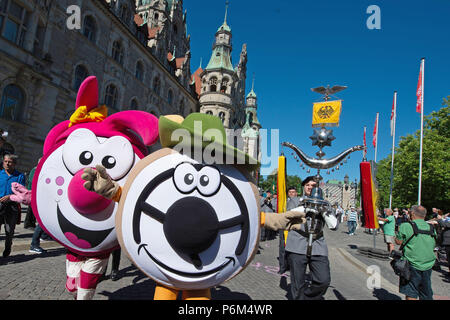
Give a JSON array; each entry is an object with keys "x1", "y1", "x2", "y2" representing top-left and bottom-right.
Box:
[
  {"x1": 31, "y1": 76, "x2": 158, "y2": 256},
  {"x1": 116, "y1": 148, "x2": 260, "y2": 290}
]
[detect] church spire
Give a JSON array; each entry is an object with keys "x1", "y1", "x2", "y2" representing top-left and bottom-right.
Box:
[
  {"x1": 247, "y1": 73, "x2": 257, "y2": 99},
  {"x1": 224, "y1": 1, "x2": 229, "y2": 24}
]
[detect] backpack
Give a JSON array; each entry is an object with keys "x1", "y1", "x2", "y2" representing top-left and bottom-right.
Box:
[{"x1": 390, "y1": 221, "x2": 435, "y2": 280}]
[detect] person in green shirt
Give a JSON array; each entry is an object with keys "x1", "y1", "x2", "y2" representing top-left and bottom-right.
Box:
[
  {"x1": 395, "y1": 205, "x2": 436, "y2": 300},
  {"x1": 378, "y1": 208, "x2": 396, "y2": 253}
]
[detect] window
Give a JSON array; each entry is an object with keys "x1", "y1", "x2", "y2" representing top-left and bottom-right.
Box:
[
  {"x1": 206, "y1": 111, "x2": 213, "y2": 116},
  {"x1": 112, "y1": 40, "x2": 124, "y2": 65},
  {"x1": 167, "y1": 90, "x2": 173, "y2": 105},
  {"x1": 0, "y1": 0, "x2": 28, "y2": 47},
  {"x1": 219, "y1": 112, "x2": 225, "y2": 123},
  {"x1": 119, "y1": 4, "x2": 130, "y2": 24},
  {"x1": 135, "y1": 61, "x2": 144, "y2": 81},
  {"x1": 179, "y1": 100, "x2": 184, "y2": 114},
  {"x1": 152, "y1": 77, "x2": 160, "y2": 96},
  {"x1": 221, "y1": 78, "x2": 229, "y2": 93},
  {"x1": 83, "y1": 16, "x2": 97, "y2": 43},
  {"x1": 74, "y1": 65, "x2": 89, "y2": 91},
  {"x1": 104, "y1": 84, "x2": 118, "y2": 110},
  {"x1": 0, "y1": 84, "x2": 24, "y2": 121},
  {"x1": 130, "y1": 98, "x2": 138, "y2": 110},
  {"x1": 209, "y1": 77, "x2": 217, "y2": 92}
]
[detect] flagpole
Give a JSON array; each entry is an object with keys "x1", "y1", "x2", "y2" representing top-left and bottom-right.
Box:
[
  {"x1": 374, "y1": 113, "x2": 379, "y2": 163},
  {"x1": 418, "y1": 58, "x2": 425, "y2": 206},
  {"x1": 389, "y1": 92, "x2": 397, "y2": 209}
]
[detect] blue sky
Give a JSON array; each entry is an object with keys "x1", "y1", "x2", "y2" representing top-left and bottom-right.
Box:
[{"x1": 183, "y1": 0, "x2": 450, "y2": 183}]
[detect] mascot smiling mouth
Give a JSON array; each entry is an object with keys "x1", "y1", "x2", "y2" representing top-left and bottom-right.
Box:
[
  {"x1": 57, "y1": 205, "x2": 114, "y2": 249},
  {"x1": 137, "y1": 243, "x2": 235, "y2": 277}
]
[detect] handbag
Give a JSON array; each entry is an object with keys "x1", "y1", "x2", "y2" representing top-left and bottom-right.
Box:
[{"x1": 390, "y1": 252, "x2": 411, "y2": 280}]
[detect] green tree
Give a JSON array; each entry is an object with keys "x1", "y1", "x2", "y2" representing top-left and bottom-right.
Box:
[
  {"x1": 258, "y1": 174, "x2": 303, "y2": 194},
  {"x1": 376, "y1": 98, "x2": 450, "y2": 212}
]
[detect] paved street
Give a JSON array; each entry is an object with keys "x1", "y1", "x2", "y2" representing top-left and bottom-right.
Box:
[{"x1": 0, "y1": 219, "x2": 448, "y2": 300}]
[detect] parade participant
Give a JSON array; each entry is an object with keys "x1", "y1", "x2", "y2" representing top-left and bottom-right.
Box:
[
  {"x1": 347, "y1": 206, "x2": 358, "y2": 236},
  {"x1": 278, "y1": 186, "x2": 301, "y2": 274},
  {"x1": 284, "y1": 175, "x2": 339, "y2": 300},
  {"x1": 378, "y1": 208, "x2": 396, "y2": 253},
  {"x1": 260, "y1": 190, "x2": 274, "y2": 241},
  {"x1": 30, "y1": 76, "x2": 159, "y2": 299},
  {"x1": 395, "y1": 205, "x2": 436, "y2": 300},
  {"x1": 82, "y1": 113, "x2": 308, "y2": 300},
  {"x1": 0, "y1": 154, "x2": 25, "y2": 257}
]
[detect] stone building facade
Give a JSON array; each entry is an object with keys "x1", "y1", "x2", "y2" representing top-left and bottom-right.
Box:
[
  {"x1": 320, "y1": 174, "x2": 358, "y2": 210},
  {"x1": 0, "y1": 0, "x2": 261, "y2": 174}
]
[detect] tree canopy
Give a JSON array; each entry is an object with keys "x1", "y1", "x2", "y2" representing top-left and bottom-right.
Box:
[
  {"x1": 375, "y1": 97, "x2": 450, "y2": 213},
  {"x1": 259, "y1": 174, "x2": 303, "y2": 195}
]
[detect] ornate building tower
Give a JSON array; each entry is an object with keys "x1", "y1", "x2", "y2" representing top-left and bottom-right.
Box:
[
  {"x1": 241, "y1": 79, "x2": 261, "y2": 164},
  {"x1": 199, "y1": 6, "x2": 237, "y2": 129},
  {"x1": 198, "y1": 4, "x2": 260, "y2": 167}
]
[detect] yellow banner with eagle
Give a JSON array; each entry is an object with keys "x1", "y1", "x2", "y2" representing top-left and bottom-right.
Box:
[{"x1": 312, "y1": 100, "x2": 342, "y2": 127}]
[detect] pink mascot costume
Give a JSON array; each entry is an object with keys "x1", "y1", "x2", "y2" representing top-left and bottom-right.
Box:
[{"x1": 30, "y1": 76, "x2": 159, "y2": 299}]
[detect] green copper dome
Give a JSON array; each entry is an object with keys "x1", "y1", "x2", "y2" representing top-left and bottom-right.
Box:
[{"x1": 246, "y1": 88, "x2": 257, "y2": 98}]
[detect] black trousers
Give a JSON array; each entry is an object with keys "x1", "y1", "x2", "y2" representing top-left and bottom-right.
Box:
[
  {"x1": 24, "y1": 206, "x2": 36, "y2": 228},
  {"x1": 287, "y1": 252, "x2": 331, "y2": 300},
  {"x1": 0, "y1": 202, "x2": 19, "y2": 252},
  {"x1": 444, "y1": 246, "x2": 450, "y2": 271}
]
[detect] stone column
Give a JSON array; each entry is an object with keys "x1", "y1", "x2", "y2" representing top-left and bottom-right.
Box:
[{"x1": 24, "y1": 9, "x2": 40, "y2": 52}]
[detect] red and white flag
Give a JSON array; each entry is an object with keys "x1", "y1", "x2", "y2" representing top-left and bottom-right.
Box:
[
  {"x1": 416, "y1": 60, "x2": 424, "y2": 113},
  {"x1": 390, "y1": 92, "x2": 397, "y2": 136},
  {"x1": 372, "y1": 115, "x2": 378, "y2": 148}
]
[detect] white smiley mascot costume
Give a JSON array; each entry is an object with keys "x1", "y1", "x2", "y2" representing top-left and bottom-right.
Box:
[
  {"x1": 82, "y1": 113, "x2": 306, "y2": 300},
  {"x1": 31, "y1": 76, "x2": 159, "y2": 299}
]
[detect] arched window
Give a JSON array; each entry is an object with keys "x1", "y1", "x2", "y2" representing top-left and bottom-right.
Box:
[
  {"x1": 135, "y1": 61, "x2": 144, "y2": 81},
  {"x1": 179, "y1": 100, "x2": 185, "y2": 113},
  {"x1": 152, "y1": 77, "x2": 160, "y2": 96},
  {"x1": 206, "y1": 110, "x2": 213, "y2": 115},
  {"x1": 74, "y1": 65, "x2": 89, "y2": 91},
  {"x1": 221, "y1": 78, "x2": 229, "y2": 93},
  {"x1": 112, "y1": 40, "x2": 124, "y2": 65},
  {"x1": 104, "y1": 84, "x2": 118, "y2": 110},
  {"x1": 218, "y1": 112, "x2": 225, "y2": 123},
  {"x1": 130, "y1": 98, "x2": 138, "y2": 110},
  {"x1": 167, "y1": 90, "x2": 173, "y2": 105},
  {"x1": 83, "y1": 16, "x2": 97, "y2": 42},
  {"x1": 0, "y1": 84, "x2": 25, "y2": 121},
  {"x1": 209, "y1": 77, "x2": 217, "y2": 92},
  {"x1": 119, "y1": 4, "x2": 130, "y2": 24}
]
